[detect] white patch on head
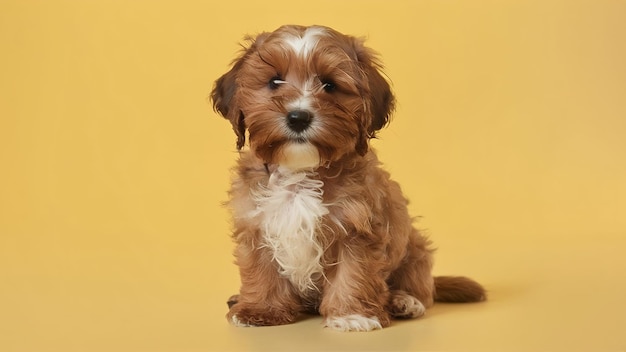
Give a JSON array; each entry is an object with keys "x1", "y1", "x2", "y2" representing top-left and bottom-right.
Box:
[
  {"x1": 284, "y1": 26, "x2": 327, "y2": 58},
  {"x1": 278, "y1": 142, "x2": 320, "y2": 171},
  {"x1": 248, "y1": 167, "x2": 328, "y2": 292},
  {"x1": 324, "y1": 315, "x2": 383, "y2": 332}
]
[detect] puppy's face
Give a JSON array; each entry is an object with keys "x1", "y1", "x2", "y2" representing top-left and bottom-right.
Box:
[{"x1": 212, "y1": 25, "x2": 394, "y2": 170}]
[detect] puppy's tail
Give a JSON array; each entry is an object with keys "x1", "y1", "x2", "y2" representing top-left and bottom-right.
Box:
[{"x1": 433, "y1": 276, "x2": 487, "y2": 303}]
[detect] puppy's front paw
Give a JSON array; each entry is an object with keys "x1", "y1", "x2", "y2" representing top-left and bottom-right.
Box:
[
  {"x1": 227, "y1": 303, "x2": 298, "y2": 327},
  {"x1": 323, "y1": 315, "x2": 383, "y2": 332},
  {"x1": 230, "y1": 313, "x2": 254, "y2": 327}
]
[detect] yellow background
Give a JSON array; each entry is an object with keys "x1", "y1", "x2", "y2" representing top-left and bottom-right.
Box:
[{"x1": 1, "y1": 0, "x2": 625, "y2": 350}]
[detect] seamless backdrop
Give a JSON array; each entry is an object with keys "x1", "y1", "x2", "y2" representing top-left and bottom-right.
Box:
[{"x1": 1, "y1": 0, "x2": 625, "y2": 351}]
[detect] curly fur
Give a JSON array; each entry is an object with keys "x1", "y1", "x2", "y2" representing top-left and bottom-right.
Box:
[{"x1": 211, "y1": 25, "x2": 486, "y2": 332}]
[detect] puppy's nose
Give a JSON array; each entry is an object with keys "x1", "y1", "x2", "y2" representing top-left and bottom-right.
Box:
[{"x1": 286, "y1": 110, "x2": 313, "y2": 133}]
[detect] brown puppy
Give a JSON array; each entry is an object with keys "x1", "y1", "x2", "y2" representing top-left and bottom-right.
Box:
[{"x1": 211, "y1": 25, "x2": 486, "y2": 332}]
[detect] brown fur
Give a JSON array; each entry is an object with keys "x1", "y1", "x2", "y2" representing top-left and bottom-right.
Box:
[{"x1": 211, "y1": 25, "x2": 485, "y2": 330}]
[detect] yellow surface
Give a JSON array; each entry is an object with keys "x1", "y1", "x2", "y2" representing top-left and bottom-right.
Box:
[{"x1": 1, "y1": 0, "x2": 625, "y2": 351}]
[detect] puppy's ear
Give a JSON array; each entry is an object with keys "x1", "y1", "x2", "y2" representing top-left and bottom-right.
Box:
[
  {"x1": 348, "y1": 38, "x2": 395, "y2": 155},
  {"x1": 353, "y1": 40, "x2": 395, "y2": 136},
  {"x1": 211, "y1": 33, "x2": 269, "y2": 149},
  {"x1": 364, "y1": 61, "x2": 395, "y2": 135},
  {"x1": 211, "y1": 63, "x2": 246, "y2": 149}
]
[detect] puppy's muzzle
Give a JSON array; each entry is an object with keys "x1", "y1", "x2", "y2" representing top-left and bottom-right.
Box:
[{"x1": 286, "y1": 110, "x2": 313, "y2": 133}]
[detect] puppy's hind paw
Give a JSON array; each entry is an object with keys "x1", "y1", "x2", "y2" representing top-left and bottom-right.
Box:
[{"x1": 387, "y1": 291, "x2": 426, "y2": 319}]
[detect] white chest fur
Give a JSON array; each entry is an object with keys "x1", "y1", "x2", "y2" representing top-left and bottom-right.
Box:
[{"x1": 249, "y1": 167, "x2": 329, "y2": 292}]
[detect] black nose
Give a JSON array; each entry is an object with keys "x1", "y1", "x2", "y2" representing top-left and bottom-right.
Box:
[{"x1": 286, "y1": 110, "x2": 313, "y2": 133}]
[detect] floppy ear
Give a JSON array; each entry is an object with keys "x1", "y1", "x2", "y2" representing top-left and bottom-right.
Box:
[
  {"x1": 352, "y1": 39, "x2": 395, "y2": 133},
  {"x1": 350, "y1": 39, "x2": 395, "y2": 155},
  {"x1": 211, "y1": 33, "x2": 269, "y2": 149},
  {"x1": 363, "y1": 61, "x2": 395, "y2": 136},
  {"x1": 211, "y1": 62, "x2": 246, "y2": 149}
]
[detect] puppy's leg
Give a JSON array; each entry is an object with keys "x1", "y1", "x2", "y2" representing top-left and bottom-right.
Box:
[
  {"x1": 228, "y1": 242, "x2": 301, "y2": 327},
  {"x1": 387, "y1": 229, "x2": 435, "y2": 315},
  {"x1": 320, "y1": 241, "x2": 391, "y2": 332}
]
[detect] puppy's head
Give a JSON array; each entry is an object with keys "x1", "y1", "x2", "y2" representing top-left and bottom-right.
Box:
[{"x1": 211, "y1": 25, "x2": 395, "y2": 170}]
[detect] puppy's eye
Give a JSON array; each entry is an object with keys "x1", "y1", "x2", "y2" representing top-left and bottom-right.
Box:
[
  {"x1": 321, "y1": 80, "x2": 337, "y2": 93},
  {"x1": 269, "y1": 76, "x2": 287, "y2": 90}
]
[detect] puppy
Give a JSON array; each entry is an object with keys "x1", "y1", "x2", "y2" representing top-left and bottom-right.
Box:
[{"x1": 211, "y1": 25, "x2": 486, "y2": 332}]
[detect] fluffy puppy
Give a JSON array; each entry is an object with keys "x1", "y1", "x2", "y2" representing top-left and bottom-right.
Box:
[{"x1": 211, "y1": 25, "x2": 485, "y2": 332}]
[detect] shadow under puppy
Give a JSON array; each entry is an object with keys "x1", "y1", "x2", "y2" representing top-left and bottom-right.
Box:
[{"x1": 211, "y1": 25, "x2": 486, "y2": 332}]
